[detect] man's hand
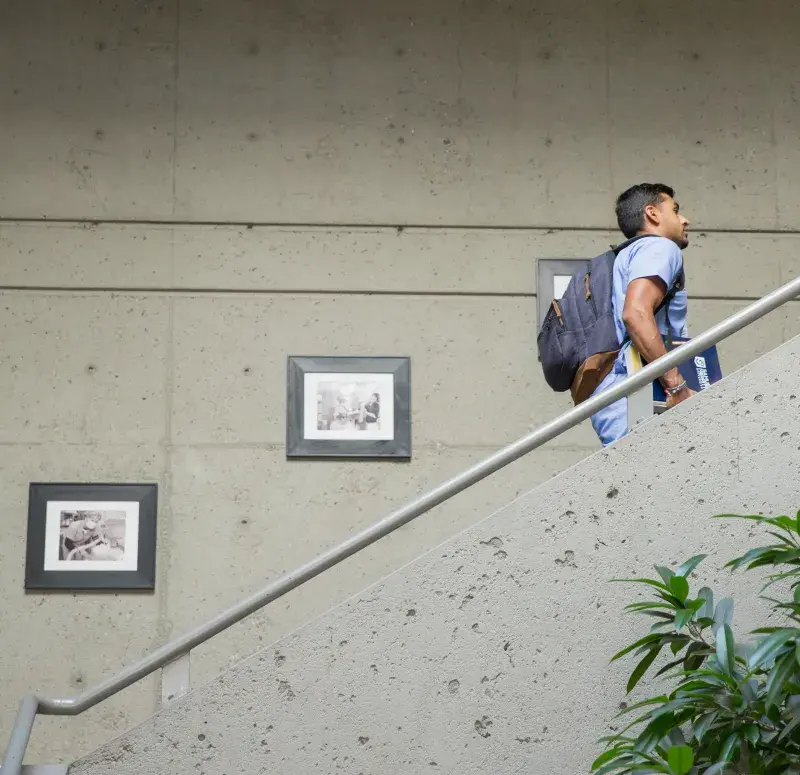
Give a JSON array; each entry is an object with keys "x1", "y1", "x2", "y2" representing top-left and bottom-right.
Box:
[
  {"x1": 666, "y1": 384, "x2": 696, "y2": 409},
  {"x1": 622, "y1": 277, "x2": 696, "y2": 410}
]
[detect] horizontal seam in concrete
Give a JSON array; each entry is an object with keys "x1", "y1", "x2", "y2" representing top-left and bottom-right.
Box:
[
  {"x1": 1, "y1": 216, "x2": 800, "y2": 236},
  {"x1": 166, "y1": 442, "x2": 592, "y2": 452},
  {"x1": 1, "y1": 286, "x2": 529, "y2": 298},
  {"x1": 0, "y1": 441, "x2": 592, "y2": 453},
  {"x1": 0, "y1": 287, "x2": 795, "y2": 304}
]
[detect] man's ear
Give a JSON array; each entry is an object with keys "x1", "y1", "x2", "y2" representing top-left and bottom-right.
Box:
[{"x1": 643, "y1": 203, "x2": 661, "y2": 226}]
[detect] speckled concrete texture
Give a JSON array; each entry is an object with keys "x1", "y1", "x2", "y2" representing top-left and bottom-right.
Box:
[
  {"x1": 2, "y1": 0, "x2": 800, "y2": 228},
  {"x1": 3, "y1": 225, "x2": 800, "y2": 299},
  {"x1": 163, "y1": 444, "x2": 591, "y2": 689},
  {"x1": 3, "y1": 0, "x2": 800, "y2": 766},
  {"x1": 0, "y1": 444, "x2": 166, "y2": 764},
  {"x1": 0, "y1": 294, "x2": 170, "y2": 444},
  {"x1": 69, "y1": 335, "x2": 800, "y2": 775}
]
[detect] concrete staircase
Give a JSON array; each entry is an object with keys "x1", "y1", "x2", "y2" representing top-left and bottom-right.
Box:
[{"x1": 60, "y1": 335, "x2": 800, "y2": 773}]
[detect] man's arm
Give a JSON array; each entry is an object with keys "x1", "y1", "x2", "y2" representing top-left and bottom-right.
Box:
[{"x1": 622, "y1": 277, "x2": 694, "y2": 407}]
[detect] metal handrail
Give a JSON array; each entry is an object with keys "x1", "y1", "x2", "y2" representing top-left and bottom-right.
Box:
[{"x1": 4, "y1": 274, "x2": 800, "y2": 774}]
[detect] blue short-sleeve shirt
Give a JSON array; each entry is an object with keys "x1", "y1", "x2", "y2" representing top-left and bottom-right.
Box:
[
  {"x1": 589, "y1": 235, "x2": 688, "y2": 447},
  {"x1": 612, "y1": 236, "x2": 688, "y2": 367}
]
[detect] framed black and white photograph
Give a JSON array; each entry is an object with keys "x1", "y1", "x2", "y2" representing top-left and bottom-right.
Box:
[
  {"x1": 286, "y1": 356, "x2": 411, "y2": 459},
  {"x1": 25, "y1": 482, "x2": 158, "y2": 591}
]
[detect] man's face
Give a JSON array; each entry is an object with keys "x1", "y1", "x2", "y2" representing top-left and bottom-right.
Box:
[{"x1": 652, "y1": 195, "x2": 690, "y2": 249}]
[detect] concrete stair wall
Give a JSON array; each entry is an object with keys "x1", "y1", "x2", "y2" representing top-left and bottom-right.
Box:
[{"x1": 68, "y1": 334, "x2": 800, "y2": 775}]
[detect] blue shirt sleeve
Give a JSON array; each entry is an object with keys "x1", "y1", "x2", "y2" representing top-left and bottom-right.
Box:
[{"x1": 627, "y1": 238, "x2": 683, "y2": 290}]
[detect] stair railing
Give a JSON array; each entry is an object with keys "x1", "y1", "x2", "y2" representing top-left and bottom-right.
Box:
[{"x1": 3, "y1": 272, "x2": 800, "y2": 775}]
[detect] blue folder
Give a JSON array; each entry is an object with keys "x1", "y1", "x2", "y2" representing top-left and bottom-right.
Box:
[{"x1": 651, "y1": 337, "x2": 723, "y2": 405}]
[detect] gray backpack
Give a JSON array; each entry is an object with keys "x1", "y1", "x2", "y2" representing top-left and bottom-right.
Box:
[{"x1": 537, "y1": 235, "x2": 684, "y2": 402}]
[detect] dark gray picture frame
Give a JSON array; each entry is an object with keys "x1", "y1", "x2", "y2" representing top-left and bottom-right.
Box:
[
  {"x1": 25, "y1": 482, "x2": 158, "y2": 591},
  {"x1": 536, "y1": 257, "x2": 591, "y2": 327},
  {"x1": 286, "y1": 356, "x2": 411, "y2": 459}
]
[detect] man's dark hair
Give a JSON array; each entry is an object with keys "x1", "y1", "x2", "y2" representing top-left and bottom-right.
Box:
[{"x1": 615, "y1": 183, "x2": 675, "y2": 238}]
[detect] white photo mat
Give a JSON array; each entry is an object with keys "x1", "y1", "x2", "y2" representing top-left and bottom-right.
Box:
[
  {"x1": 303, "y1": 371, "x2": 395, "y2": 441},
  {"x1": 44, "y1": 500, "x2": 140, "y2": 572},
  {"x1": 553, "y1": 274, "x2": 572, "y2": 299}
]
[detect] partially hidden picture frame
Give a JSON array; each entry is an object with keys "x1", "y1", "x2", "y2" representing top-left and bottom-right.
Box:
[
  {"x1": 25, "y1": 482, "x2": 158, "y2": 591},
  {"x1": 536, "y1": 257, "x2": 591, "y2": 328},
  {"x1": 286, "y1": 356, "x2": 411, "y2": 459}
]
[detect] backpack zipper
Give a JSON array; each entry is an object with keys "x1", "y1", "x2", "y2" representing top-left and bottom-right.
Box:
[{"x1": 585, "y1": 273, "x2": 598, "y2": 316}]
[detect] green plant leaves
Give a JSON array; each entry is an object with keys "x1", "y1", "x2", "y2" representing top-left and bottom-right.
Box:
[
  {"x1": 612, "y1": 577, "x2": 671, "y2": 592},
  {"x1": 627, "y1": 647, "x2": 661, "y2": 694},
  {"x1": 670, "y1": 637, "x2": 689, "y2": 656},
  {"x1": 655, "y1": 566, "x2": 675, "y2": 585},
  {"x1": 615, "y1": 696, "x2": 669, "y2": 717},
  {"x1": 766, "y1": 651, "x2": 796, "y2": 708},
  {"x1": 748, "y1": 629, "x2": 800, "y2": 670},
  {"x1": 669, "y1": 576, "x2": 689, "y2": 603},
  {"x1": 713, "y1": 598, "x2": 734, "y2": 628},
  {"x1": 716, "y1": 623, "x2": 736, "y2": 676},
  {"x1": 692, "y1": 711, "x2": 718, "y2": 742},
  {"x1": 715, "y1": 512, "x2": 799, "y2": 536},
  {"x1": 743, "y1": 724, "x2": 760, "y2": 746},
  {"x1": 674, "y1": 608, "x2": 694, "y2": 632},
  {"x1": 667, "y1": 745, "x2": 693, "y2": 775},
  {"x1": 725, "y1": 545, "x2": 783, "y2": 572},
  {"x1": 697, "y1": 587, "x2": 714, "y2": 620},
  {"x1": 777, "y1": 698, "x2": 800, "y2": 741},
  {"x1": 701, "y1": 733, "x2": 742, "y2": 775},
  {"x1": 654, "y1": 657, "x2": 687, "y2": 678},
  {"x1": 610, "y1": 633, "x2": 664, "y2": 663},
  {"x1": 598, "y1": 508, "x2": 800, "y2": 775},
  {"x1": 590, "y1": 747, "x2": 624, "y2": 771},
  {"x1": 634, "y1": 712, "x2": 678, "y2": 753},
  {"x1": 593, "y1": 755, "x2": 636, "y2": 775},
  {"x1": 676, "y1": 554, "x2": 707, "y2": 578},
  {"x1": 772, "y1": 515, "x2": 800, "y2": 534},
  {"x1": 740, "y1": 677, "x2": 758, "y2": 704},
  {"x1": 719, "y1": 732, "x2": 740, "y2": 764},
  {"x1": 687, "y1": 642, "x2": 712, "y2": 669}
]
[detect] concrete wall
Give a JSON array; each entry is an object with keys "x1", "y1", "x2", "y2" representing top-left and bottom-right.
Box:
[
  {"x1": 3, "y1": 0, "x2": 800, "y2": 229},
  {"x1": 69, "y1": 333, "x2": 800, "y2": 775},
  {"x1": 2, "y1": 0, "x2": 800, "y2": 765}
]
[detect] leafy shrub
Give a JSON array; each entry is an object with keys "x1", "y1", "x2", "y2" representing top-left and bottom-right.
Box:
[{"x1": 593, "y1": 511, "x2": 800, "y2": 775}]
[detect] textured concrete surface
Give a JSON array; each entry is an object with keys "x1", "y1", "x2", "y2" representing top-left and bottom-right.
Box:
[
  {"x1": 164, "y1": 444, "x2": 590, "y2": 687},
  {"x1": 0, "y1": 294, "x2": 170, "y2": 444},
  {"x1": 3, "y1": 223, "x2": 800, "y2": 298},
  {"x1": 2, "y1": 0, "x2": 800, "y2": 767},
  {"x1": 169, "y1": 293, "x2": 583, "y2": 448},
  {"x1": 1, "y1": 0, "x2": 800, "y2": 228},
  {"x1": 0, "y1": 1, "x2": 175, "y2": 220},
  {"x1": 0, "y1": 444, "x2": 165, "y2": 763},
  {"x1": 0, "y1": 224, "x2": 173, "y2": 289},
  {"x1": 69, "y1": 335, "x2": 800, "y2": 775}
]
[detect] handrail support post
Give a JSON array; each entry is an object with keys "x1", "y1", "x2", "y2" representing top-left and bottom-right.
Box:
[
  {"x1": 1, "y1": 696, "x2": 38, "y2": 775},
  {"x1": 160, "y1": 652, "x2": 191, "y2": 707}
]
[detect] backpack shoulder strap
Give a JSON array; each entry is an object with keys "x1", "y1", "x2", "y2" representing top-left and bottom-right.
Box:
[
  {"x1": 655, "y1": 258, "x2": 685, "y2": 310},
  {"x1": 610, "y1": 233, "x2": 659, "y2": 256},
  {"x1": 657, "y1": 260, "x2": 685, "y2": 343}
]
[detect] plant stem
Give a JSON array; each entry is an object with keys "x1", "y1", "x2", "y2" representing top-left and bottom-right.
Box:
[{"x1": 687, "y1": 623, "x2": 709, "y2": 646}]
